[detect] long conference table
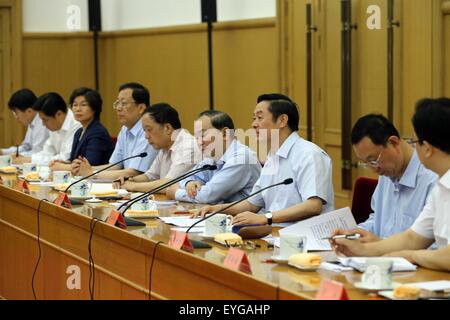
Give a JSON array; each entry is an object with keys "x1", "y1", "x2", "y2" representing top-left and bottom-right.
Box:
[{"x1": 1, "y1": 173, "x2": 450, "y2": 300}]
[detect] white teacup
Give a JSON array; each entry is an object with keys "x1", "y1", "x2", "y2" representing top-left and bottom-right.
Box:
[
  {"x1": 279, "y1": 234, "x2": 307, "y2": 259},
  {"x1": 38, "y1": 166, "x2": 51, "y2": 181},
  {"x1": 53, "y1": 171, "x2": 71, "y2": 184},
  {"x1": 0, "y1": 155, "x2": 12, "y2": 167},
  {"x1": 71, "y1": 181, "x2": 91, "y2": 197},
  {"x1": 361, "y1": 258, "x2": 393, "y2": 289},
  {"x1": 131, "y1": 193, "x2": 150, "y2": 210},
  {"x1": 23, "y1": 163, "x2": 38, "y2": 176},
  {"x1": 205, "y1": 213, "x2": 232, "y2": 236}
]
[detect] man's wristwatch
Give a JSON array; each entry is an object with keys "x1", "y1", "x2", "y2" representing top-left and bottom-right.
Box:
[{"x1": 265, "y1": 212, "x2": 273, "y2": 225}]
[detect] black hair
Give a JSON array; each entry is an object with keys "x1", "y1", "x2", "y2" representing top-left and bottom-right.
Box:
[
  {"x1": 351, "y1": 114, "x2": 400, "y2": 146},
  {"x1": 412, "y1": 98, "x2": 450, "y2": 154},
  {"x1": 198, "y1": 110, "x2": 235, "y2": 131},
  {"x1": 257, "y1": 93, "x2": 299, "y2": 132},
  {"x1": 69, "y1": 87, "x2": 103, "y2": 120},
  {"x1": 119, "y1": 82, "x2": 150, "y2": 107},
  {"x1": 8, "y1": 89, "x2": 37, "y2": 112},
  {"x1": 144, "y1": 103, "x2": 181, "y2": 130},
  {"x1": 32, "y1": 92, "x2": 68, "y2": 117}
]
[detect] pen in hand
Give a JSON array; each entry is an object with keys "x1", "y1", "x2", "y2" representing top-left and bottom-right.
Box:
[
  {"x1": 321, "y1": 233, "x2": 361, "y2": 240},
  {"x1": 113, "y1": 177, "x2": 130, "y2": 183}
]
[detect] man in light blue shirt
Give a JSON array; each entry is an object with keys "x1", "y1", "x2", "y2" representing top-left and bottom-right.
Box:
[
  {"x1": 166, "y1": 110, "x2": 261, "y2": 204},
  {"x1": 198, "y1": 94, "x2": 334, "y2": 225},
  {"x1": 334, "y1": 114, "x2": 437, "y2": 242},
  {"x1": 72, "y1": 83, "x2": 157, "y2": 179},
  {"x1": 1, "y1": 89, "x2": 49, "y2": 158}
]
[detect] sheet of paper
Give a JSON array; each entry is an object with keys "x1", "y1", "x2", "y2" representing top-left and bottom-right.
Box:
[
  {"x1": 404, "y1": 281, "x2": 450, "y2": 292},
  {"x1": 279, "y1": 207, "x2": 357, "y2": 251},
  {"x1": 336, "y1": 257, "x2": 417, "y2": 272},
  {"x1": 90, "y1": 183, "x2": 114, "y2": 192},
  {"x1": 159, "y1": 216, "x2": 205, "y2": 228}
]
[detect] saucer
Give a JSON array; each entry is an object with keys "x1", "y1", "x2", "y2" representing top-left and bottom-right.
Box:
[
  {"x1": 354, "y1": 282, "x2": 397, "y2": 292},
  {"x1": 271, "y1": 255, "x2": 289, "y2": 264},
  {"x1": 288, "y1": 262, "x2": 319, "y2": 272},
  {"x1": 199, "y1": 233, "x2": 215, "y2": 240},
  {"x1": 85, "y1": 198, "x2": 103, "y2": 203}
]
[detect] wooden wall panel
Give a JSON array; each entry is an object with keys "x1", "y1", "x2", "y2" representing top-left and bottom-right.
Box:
[{"x1": 444, "y1": 2, "x2": 450, "y2": 97}]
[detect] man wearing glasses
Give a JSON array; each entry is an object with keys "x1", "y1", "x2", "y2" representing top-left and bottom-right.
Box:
[
  {"x1": 332, "y1": 99, "x2": 450, "y2": 271},
  {"x1": 333, "y1": 114, "x2": 437, "y2": 243},
  {"x1": 72, "y1": 82, "x2": 157, "y2": 180}
]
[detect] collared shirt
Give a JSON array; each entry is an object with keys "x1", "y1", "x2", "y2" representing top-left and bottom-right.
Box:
[
  {"x1": 248, "y1": 132, "x2": 334, "y2": 215},
  {"x1": 109, "y1": 119, "x2": 158, "y2": 172},
  {"x1": 175, "y1": 139, "x2": 262, "y2": 204},
  {"x1": 412, "y1": 168, "x2": 450, "y2": 249},
  {"x1": 358, "y1": 151, "x2": 437, "y2": 238},
  {"x1": 145, "y1": 129, "x2": 201, "y2": 180},
  {"x1": 1, "y1": 114, "x2": 49, "y2": 157},
  {"x1": 31, "y1": 110, "x2": 82, "y2": 165}
]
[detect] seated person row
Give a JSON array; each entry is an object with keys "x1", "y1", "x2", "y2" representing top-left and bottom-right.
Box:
[
  {"x1": 13, "y1": 92, "x2": 82, "y2": 165},
  {"x1": 166, "y1": 110, "x2": 262, "y2": 203},
  {"x1": 72, "y1": 82, "x2": 158, "y2": 180},
  {"x1": 332, "y1": 98, "x2": 450, "y2": 272},
  {"x1": 1, "y1": 89, "x2": 49, "y2": 157},
  {"x1": 114, "y1": 103, "x2": 200, "y2": 192},
  {"x1": 50, "y1": 87, "x2": 114, "y2": 171},
  {"x1": 336, "y1": 114, "x2": 436, "y2": 242},
  {"x1": 197, "y1": 93, "x2": 334, "y2": 225}
]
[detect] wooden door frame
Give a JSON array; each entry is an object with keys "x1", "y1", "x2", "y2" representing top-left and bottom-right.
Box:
[{"x1": 0, "y1": 0, "x2": 22, "y2": 90}]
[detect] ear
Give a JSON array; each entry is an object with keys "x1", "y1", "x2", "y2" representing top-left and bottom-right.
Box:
[
  {"x1": 221, "y1": 127, "x2": 230, "y2": 138},
  {"x1": 164, "y1": 123, "x2": 173, "y2": 134},
  {"x1": 387, "y1": 135, "x2": 401, "y2": 148},
  {"x1": 277, "y1": 114, "x2": 289, "y2": 129},
  {"x1": 422, "y1": 141, "x2": 434, "y2": 159},
  {"x1": 138, "y1": 103, "x2": 147, "y2": 115}
]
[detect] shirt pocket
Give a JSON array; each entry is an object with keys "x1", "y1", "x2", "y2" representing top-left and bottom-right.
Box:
[{"x1": 400, "y1": 211, "x2": 419, "y2": 230}]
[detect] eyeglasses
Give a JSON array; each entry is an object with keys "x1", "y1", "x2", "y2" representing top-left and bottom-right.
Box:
[
  {"x1": 224, "y1": 240, "x2": 260, "y2": 250},
  {"x1": 405, "y1": 138, "x2": 420, "y2": 147},
  {"x1": 358, "y1": 150, "x2": 383, "y2": 168},
  {"x1": 113, "y1": 100, "x2": 137, "y2": 110}
]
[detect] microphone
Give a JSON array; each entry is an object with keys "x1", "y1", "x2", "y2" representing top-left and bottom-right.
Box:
[
  {"x1": 118, "y1": 164, "x2": 217, "y2": 215},
  {"x1": 186, "y1": 178, "x2": 293, "y2": 234},
  {"x1": 63, "y1": 152, "x2": 148, "y2": 193}
]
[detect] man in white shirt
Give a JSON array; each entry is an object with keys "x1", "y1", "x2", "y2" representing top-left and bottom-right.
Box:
[
  {"x1": 332, "y1": 98, "x2": 450, "y2": 272},
  {"x1": 198, "y1": 93, "x2": 334, "y2": 225},
  {"x1": 13, "y1": 92, "x2": 81, "y2": 166},
  {"x1": 114, "y1": 103, "x2": 200, "y2": 192},
  {"x1": 1, "y1": 89, "x2": 49, "y2": 158}
]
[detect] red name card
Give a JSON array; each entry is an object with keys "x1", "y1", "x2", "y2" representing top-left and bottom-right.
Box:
[
  {"x1": 224, "y1": 248, "x2": 252, "y2": 274},
  {"x1": 53, "y1": 192, "x2": 72, "y2": 209},
  {"x1": 15, "y1": 179, "x2": 30, "y2": 193},
  {"x1": 168, "y1": 231, "x2": 193, "y2": 253},
  {"x1": 106, "y1": 210, "x2": 127, "y2": 229},
  {"x1": 316, "y1": 279, "x2": 349, "y2": 300}
]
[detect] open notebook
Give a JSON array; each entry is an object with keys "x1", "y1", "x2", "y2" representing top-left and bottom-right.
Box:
[{"x1": 336, "y1": 257, "x2": 417, "y2": 272}]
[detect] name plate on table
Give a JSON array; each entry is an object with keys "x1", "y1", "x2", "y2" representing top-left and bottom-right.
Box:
[
  {"x1": 106, "y1": 210, "x2": 127, "y2": 229},
  {"x1": 15, "y1": 179, "x2": 30, "y2": 193},
  {"x1": 169, "y1": 231, "x2": 194, "y2": 253},
  {"x1": 224, "y1": 248, "x2": 252, "y2": 274},
  {"x1": 316, "y1": 279, "x2": 349, "y2": 300},
  {"x1": 53, "y1": 192, "x2": 72, "y2": 209}
]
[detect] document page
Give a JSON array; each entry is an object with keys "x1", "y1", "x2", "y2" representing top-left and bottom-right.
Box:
[{"x1": 279, "y1": 207, "x2": 357, "y2": 251}]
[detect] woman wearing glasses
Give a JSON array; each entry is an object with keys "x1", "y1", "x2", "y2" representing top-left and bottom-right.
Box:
[{"x1": 50, "y1": 87, "x2": 114, "y2": 171}]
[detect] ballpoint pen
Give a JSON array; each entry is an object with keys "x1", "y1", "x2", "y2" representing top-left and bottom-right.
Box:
[
  {"x1": 113, "y1": 177, "x2": 130, "y2": 183},
  {"x1": 321, "y1": 233, "x2": 361, "y2": 240}
]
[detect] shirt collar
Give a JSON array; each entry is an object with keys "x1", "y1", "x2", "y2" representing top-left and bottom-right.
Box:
[
  {"x1": 60, "y1": 110, "x2": 75, "y2": 132},
  {"x1": 395, "y1": 150, "x2": 421, "y2": 188},
  {"x1": 276, "y1": 132, "x2": 300, "y2": 159},
  {"x1": 439, "y1": 168, "x2": 450, "y2": 190},
  {"x1": 127, "y1": 118, "x2": 143, "y2": 137},
  {"x1": 30, "y1": 113, "x2": 40, "y2": 128},
  {"x1": 169, "y1": 129, "x2": 188, "y2": 152},
  {"x1": 219, "y1": 139, "x2": 239, "y2": 164}
]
